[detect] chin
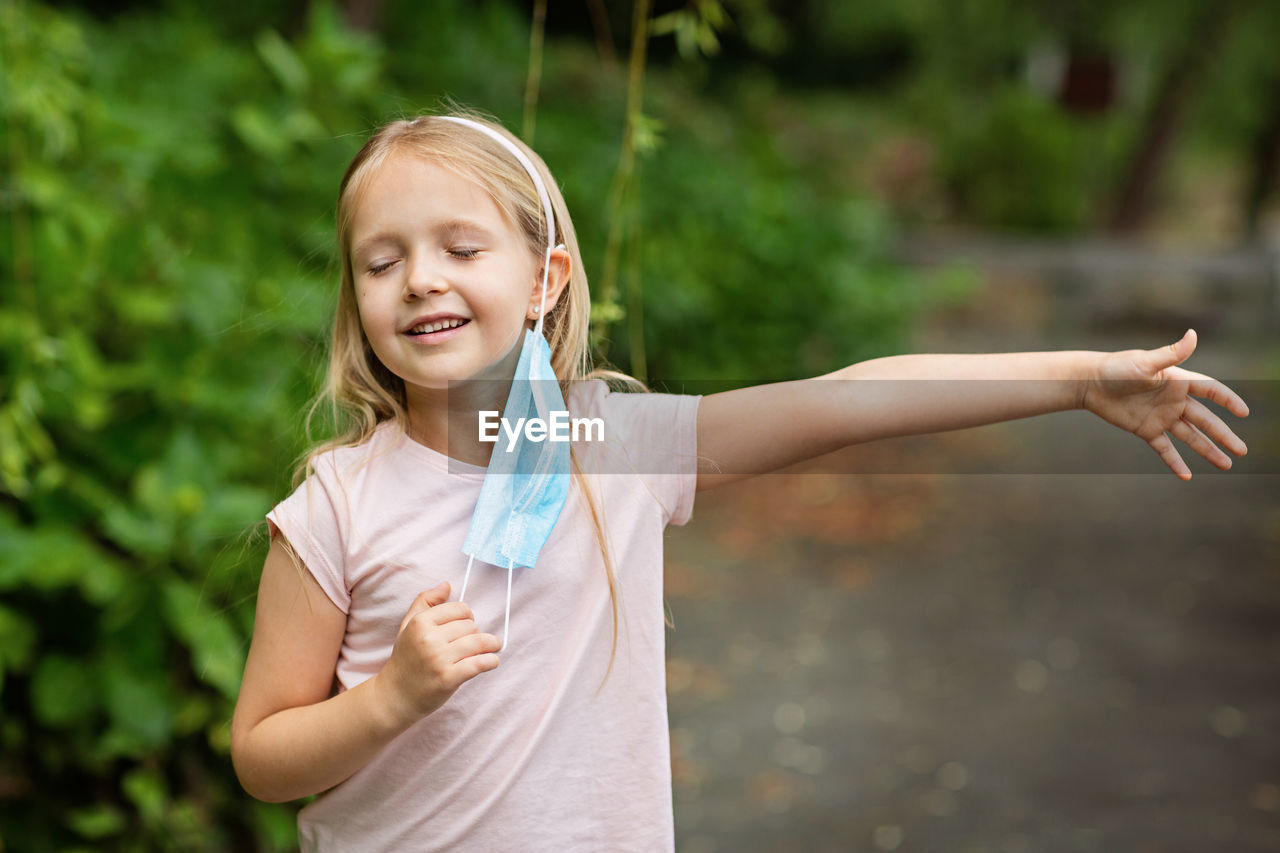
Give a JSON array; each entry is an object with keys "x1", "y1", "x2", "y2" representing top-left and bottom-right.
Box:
[
  {"x1": 402, "y1": 365, "x2": 494, "y2": 393},
  {"x1": 403, "y1": 374, "x2": 458, "y2": 393}
]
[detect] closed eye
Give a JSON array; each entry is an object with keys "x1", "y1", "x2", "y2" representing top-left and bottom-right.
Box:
[
  {"x1": 368, "y1": 260, "x2": 398, "y2": 276},
  {"x1": 449, "y1": 247, "x2": 480, "y2": 260}
]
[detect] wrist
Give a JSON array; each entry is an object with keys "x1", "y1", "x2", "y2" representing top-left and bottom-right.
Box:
[
  {"x1": 1073, "y1": 351, "x2": 1103, "y2": 411},
  {"x1": 367, "y1": 671, "x2": 420, "y2": 736}
]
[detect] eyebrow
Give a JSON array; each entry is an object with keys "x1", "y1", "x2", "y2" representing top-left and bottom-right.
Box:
[{"x1": 352, "y1": 218, "x2": 497, "y2": 260}]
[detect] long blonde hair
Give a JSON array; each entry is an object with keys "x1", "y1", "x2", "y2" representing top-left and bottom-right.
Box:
[{"x1": 299, "y1": 109, "x2": 640, "y2": 668}]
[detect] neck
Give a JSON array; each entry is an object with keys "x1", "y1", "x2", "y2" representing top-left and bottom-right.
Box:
[{"x1": 404, "y1": 381, "x2": 510, "y2": 467}]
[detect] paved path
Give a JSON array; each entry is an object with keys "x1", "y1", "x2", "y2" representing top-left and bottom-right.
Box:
[{"x1": 664, "y1": 273, "x2": 1280, "y2": 852}]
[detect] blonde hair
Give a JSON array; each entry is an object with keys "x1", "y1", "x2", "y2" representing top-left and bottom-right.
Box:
[{"x1": 297, "y1": 109, "x2": 641, "y2": 670}]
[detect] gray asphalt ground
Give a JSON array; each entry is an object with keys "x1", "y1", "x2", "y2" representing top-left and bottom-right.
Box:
[{"x1": 664, "y1": 272, "x2": 1280, "y2": 852}]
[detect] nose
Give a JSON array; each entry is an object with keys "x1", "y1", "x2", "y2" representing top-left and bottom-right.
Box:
[{"x1": 403, "y1": 252, "x2": 448, "y2": 299}]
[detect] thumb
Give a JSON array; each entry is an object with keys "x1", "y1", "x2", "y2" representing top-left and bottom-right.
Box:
[
  {"x1": 398, "y1": 582, "x2": 451, "y2": 634},
  {"x1": 1149, "y1": 328, "x2": 1196, "y2": 371},
  {"x1": 421, "y1": 580, "x2": 451, "y2": 606}
]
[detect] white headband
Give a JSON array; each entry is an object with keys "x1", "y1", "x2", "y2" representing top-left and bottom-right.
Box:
[{"x1": 434, "y1": 116, "x2": 557, "y2": 331}]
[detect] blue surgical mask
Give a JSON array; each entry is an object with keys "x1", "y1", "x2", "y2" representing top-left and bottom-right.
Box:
[
  {"x1": 439, "y1": 116, "x2": 571, "y2": 649},
  {"x1": 460, "y1": 323, "x2": 569, "y2": 566}
]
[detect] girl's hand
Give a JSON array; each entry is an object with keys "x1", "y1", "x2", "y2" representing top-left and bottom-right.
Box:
[
  {"x1": 1081, "y1": 329, "x2": 1250, "y2": 480},
  {"x1": 374, "y1": 582, "x2": 501, "y2": 728}
]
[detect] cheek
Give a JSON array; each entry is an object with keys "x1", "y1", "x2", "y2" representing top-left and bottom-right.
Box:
[
  {"x1": 353, "y1": 300, "x2": 392, "y2": 351},
  {"x1": 355, "y1": 286, "x2": 389, "y2": 324}
]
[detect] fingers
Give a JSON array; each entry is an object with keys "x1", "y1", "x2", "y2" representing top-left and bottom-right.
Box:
[
  {"x1": 1169, "y1": 417, "x2": 1230, "y2": 471},
  {"x1": 453, "y1": 652, "x2": 501, "y2": 681},
  {"x1": 425, "y1": 624, "x2": 500, "y2": 693},
  {"x1": 428, "y1": 601, "x2": 481, "y2": 626},
  {"x1": 1182, "y1": 372, "x2": 1251, "y2": 419},
  {"x1": 1151, "y1": 395, "x2": 1249, "y2": 478},
  {"x1": 433, "y1": 617, "x2": 494, "y2": 647},
  {"x1": 397, "y1": 582, "x2": 453, "y2": 635},
  {"x1": 1182, "y1": 397, "x2": 1248, "y2": 458},
  {"x1": 402, "y1": 598, "x2": 499, "y2": 659},
  {"x1": 424, "y1": 618, "x2": 501, "y2": 666},
  {"x1": 1152, "y1": 336, "x2": 1250, "y2": 419},
  {"x1": 447, "y1": 630, "x2": 503, "y2": 664},
  {"x1": 1148, "y1": 432, "x2": 1192, "y2": 480}
]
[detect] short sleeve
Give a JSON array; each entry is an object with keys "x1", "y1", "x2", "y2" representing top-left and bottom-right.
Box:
[
  {"x1": 265, "y1": 453, "x2": 351, "y2": 613},
  {"x1": 577, "y1": 382, "x2": 702, "y2": 527}
]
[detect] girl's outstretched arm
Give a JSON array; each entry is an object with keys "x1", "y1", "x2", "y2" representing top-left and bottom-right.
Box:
[
  {"x1": 695, "y1": 329, "x2": 1249, "y2": 490},
  {"x1": 231, "y1": 535, "x2": 500, "y2": 802}
]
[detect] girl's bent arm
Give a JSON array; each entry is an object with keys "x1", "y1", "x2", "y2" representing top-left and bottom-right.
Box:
[
  {"x1": 231, "y1": 534, "x2": 502, "y2": 802},
  {"x1": 230, "y1": 535, "x2": 411, "y2": 803}
]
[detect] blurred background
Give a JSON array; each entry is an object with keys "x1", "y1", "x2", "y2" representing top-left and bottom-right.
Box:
[{"x1": 2, "y1": 0, "x2": 1277, "y2": 849}]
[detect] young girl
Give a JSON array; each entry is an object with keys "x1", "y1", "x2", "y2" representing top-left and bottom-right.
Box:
[{"x1": 229, "y1": 111, "x2": 1250, "y2": 851}]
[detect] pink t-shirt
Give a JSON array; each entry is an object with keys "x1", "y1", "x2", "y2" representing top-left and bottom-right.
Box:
[{"x1": 265, "y1": 380, "x2": 700, "y2": 852}]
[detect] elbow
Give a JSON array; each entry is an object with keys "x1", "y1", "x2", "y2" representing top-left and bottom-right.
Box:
[
  {"x1": 248, "y1": 788, "x2": 298, "y2": 805},
  {"x1": 231, "y1": 755, "x2": 296, "y2": 804},
  {"x1": 230, "y1": 743, "x2": 269, "y2": 803},
  {"x1": 230, "y1": 722, "x2": 294, "y2": 804},
  {"x1": 235, "y1": 776, "x2": 275, "y2": 804}
]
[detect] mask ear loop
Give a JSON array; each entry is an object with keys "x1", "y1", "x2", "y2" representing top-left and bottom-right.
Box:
[
  {"x1": 504, "y1": 559, "x2": 514, "y2": 648},
  {"x1": 534, "y1": 249, "x2": 551, "y2": 337},
  {"x1": 455, "y1": 554, "x2": 511, "y2": 649},
  {"x1": 459, "y1": 553, "x2": 475, "y2": 603},
  {"x1": 533, "y1": 242, "x2": 566, "y2": 338}
]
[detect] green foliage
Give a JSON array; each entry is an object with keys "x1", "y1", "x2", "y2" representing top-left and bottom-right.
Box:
[
  {"x1": 0, "y1": 1, "x2": 390, "y2": 846},
  {"x1": 930, "y1": 87, "x2": 1116, "y2": 232},
  {"x1": 618, "y1": 89, "x2": 928, "y2": 381},
  {"x1": 651, "y1": 0, "x2": 730, "y2": 60},
  {"x1": 2, "y1": 0, "x2": 933, "y2": 847}
]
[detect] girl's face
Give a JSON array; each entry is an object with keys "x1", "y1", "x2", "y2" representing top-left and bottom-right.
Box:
[{"x1": 348, "y1": 151, "x2": 545, "y2": 393}]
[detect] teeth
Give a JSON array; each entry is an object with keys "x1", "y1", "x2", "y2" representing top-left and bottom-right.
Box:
[{"x1": 411, "y1": 319, "x2": 465, "y2": 334}]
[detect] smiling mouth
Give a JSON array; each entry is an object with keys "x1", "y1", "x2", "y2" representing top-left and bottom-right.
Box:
[{"x1": 407, "y1": 318, "x2": 470, "y2": 336}]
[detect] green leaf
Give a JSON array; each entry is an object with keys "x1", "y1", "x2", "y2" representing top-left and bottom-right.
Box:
[
  {"x1": 0, "y1": 515, "x2": 125, "y2": 599},
  {"x1": 0, "y1": 604, "x2": 37, "y2": 687},
  {"x1": 631, "y1": 113, "x2": 666, "y2": 155},
  {"x1": 66, "y1": 803, "x2": 128, "y2": 839},
  {"x1": 31, "y1": 655, "x2": 97, "y2": 727},
  {"x1": 255, "y1": 29, "x2": 309, "y2": 94},
  {"x1": 100, "y1": 653, "x2": 173, "y2": 748},
  {"x1": 122, "y1": 767, "x2": 167, "y2": 827},
  {"x1": 231, "y1": 103, "x2": 290, "y2": 159},
  {"x1": 697, "y1": 0, "x2": 727, "y2": 29},
  {"x1": 161, "y1": 579, "x2": 247, "y2": 700},
  {"x1": 102, "y1": 503, "x2": 174, "y2": 559},
  {"x1": 648, "y1": 11, "x2": 685, "y2": 37},
  {"x1": 172, "y1": 692, "x2": 213, "y2": 736},
  {"x1": 16, "y1": 160, "x2": 72, "y2": 210},
  {"x1": 190, "y1": 484, "x2": 271, "y2": 552}
]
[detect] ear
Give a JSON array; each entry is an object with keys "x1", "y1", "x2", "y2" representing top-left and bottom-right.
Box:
[{"x1": 529, "y1": 245, "x2": 572, "y2": 319}]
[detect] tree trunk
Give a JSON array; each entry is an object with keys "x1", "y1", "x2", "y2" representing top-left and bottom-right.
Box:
[
  {"x1": 340, "y1": 0, "x2": 384, "y2": 32},
  {"x1": 1243, "y1": 74, "x2": 1280, "y2": 241},
  {"x1": 1105, "y1": 2, "x2": 1239, "y2": 234}
]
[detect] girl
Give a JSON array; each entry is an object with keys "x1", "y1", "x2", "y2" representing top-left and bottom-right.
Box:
[{"x1": 229, "y1": 111, "x2": 1250, "y2": 851}]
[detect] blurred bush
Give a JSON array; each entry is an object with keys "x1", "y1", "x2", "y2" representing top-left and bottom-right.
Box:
[
  {"x1": 1, "y1": 0, "x2": 932, "y2": 847},
  {"x1": 927, "y1": 86, "x2": 1116, "y2": 232},
  {"x1": 1, "y1": 2, "x2": 386, "y2": 847}
]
